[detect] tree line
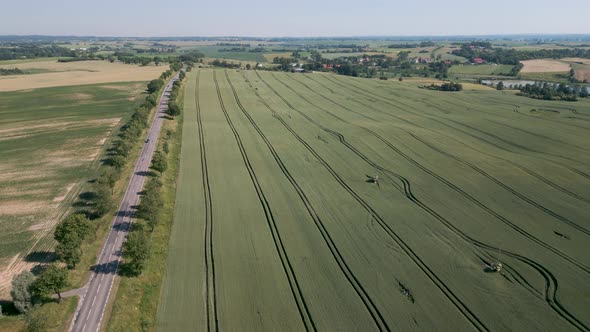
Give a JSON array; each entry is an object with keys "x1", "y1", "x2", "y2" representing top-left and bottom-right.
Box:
[
  {"x1": 0, "y1": 44, "x2": 76, "y2": 60},
  {"x1": 0, "y1": 68, "x2": 24, "y2": 75},
  {"x1": 452, "y1": 42, "x2": 590, "y2": 65},
  {"x1": 421, "y1": 82, "x2": 464, "y2": 91},
  {"x1": 123, "y1": 68, "x2": 187, "y2": 276},
  {"x1": 516, "y1": 82, "x2": 589, "y2": 101}
]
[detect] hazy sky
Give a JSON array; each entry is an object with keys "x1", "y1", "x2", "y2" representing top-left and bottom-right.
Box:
[{"x1": 2, "y1": 0, "x2": 589, "y2": 37}]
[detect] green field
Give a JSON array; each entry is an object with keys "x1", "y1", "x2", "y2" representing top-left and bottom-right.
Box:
[
  {"x1": 0, "y1": 82, "x2": 145, "y2": 292},
  {"x1": 190, "y1": 45, "x2": 268, "y2": 62},
  {"x1": 449, "y1": 64, "x2": 514, "y2": 76},
  {"x1": 158, "y1": 68, "x2": 590, "y2": 330}
]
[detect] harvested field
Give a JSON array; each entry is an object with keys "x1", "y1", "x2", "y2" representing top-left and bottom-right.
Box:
[
  {"x1": 0, "y1": 60, "x2": 165, "y2": 91},
  {"x1": 157, "y1": 69, "x2": 590, "y2": 330},
  {"x1": 0, "y1": 82, "x2": 146, "y2": 298},
  {"x1": 520, "y1": 59, "x2": 571, "y2": 73}
]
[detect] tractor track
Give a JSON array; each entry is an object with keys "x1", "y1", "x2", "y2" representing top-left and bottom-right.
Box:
[
  {"x1": 212, "y1": 71, "x2": 316, "y2": 332},
  {"x1": 485, "y1": 119, "x2": 590, "y2": 153},
  {"x1": 282, "y1": 73, "x2": 590, "y2": 242},
  {"x1": 463, "y1": 93, "x2": 590, "y2": 128},
  {"x1": 250, "y1": 70, "x2": 489, "y2": 331},
  {"x1": 310, "y1": 74, "x2": 590, "y2": 200},
  {"x1": 256, "y1": 71, "x2": 590, "y2": 331},
  {"x1": 320, "y1": 74, "x2": 590, "y2": 180},
  {"x1": 195, "y1": 71, "x2": 219, "y2": 332},
  {"x1": 226, "y1": 70, "x2": 390, "y2": 331},
  {"x1": 409, "y1": 133, "x2": 590, "y2": 238}
]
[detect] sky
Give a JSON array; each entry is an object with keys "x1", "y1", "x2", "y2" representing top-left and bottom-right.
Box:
[{"x1": 2, "y1": 0, "x2": 589, "y2": 37}]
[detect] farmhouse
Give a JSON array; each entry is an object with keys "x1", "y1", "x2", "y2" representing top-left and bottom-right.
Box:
[{"x1": 473, "y1": 57, "x2": 486, "y2": 64}]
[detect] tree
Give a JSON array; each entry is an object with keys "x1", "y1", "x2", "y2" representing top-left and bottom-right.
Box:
[
  {"x1": 54, "y1": 214, "x2": 92, "y2": 244},
  {"x1": 94, "y1": 182, "x2": 113, "y2": 217},
  {"x1": 109, "y1": 154, "x2": 126, "y2": 170},
  {"x1": 151, "y1": 151, "x2": 167, "y2": 174},
  {"x1": 32, "y1": 265, "x2": 68, "y2": 302},
  {"x1": 11, "y1": 271, "x2": 36, "y2": 313},
  {"x1": 98, "y1": 168, "x2": 118, "y2": 194},
  {"x1": 140, "y1": 57, "x2": 152, "y2": 66},
  {"x1": 123, "y1": 231, "x2": 150, "y2": 275},
  {"x1": 137, "y1": 177, "x2": 163, "y2": 231},
  {"x1": 496, "y1": 81, "x2": 504, "y2": 90},
  {"x1": 245, "y1": 63, "x2": 251, "y2": 70},
  {"x1": 147, "y1": 79, "x2": 164, "y2": 94},
  {"x1": 166, "y1": 101, "x2": 181, "y2": 117},
  {"x1": 153, "y1": 56, "x2": 163, "y2": 66},
  {"x1": 53, "y1": 214, "x2": 91, "y2": 268},
  {"x1": 55, "y1": 231, "x2": 82, "y2": 269}
]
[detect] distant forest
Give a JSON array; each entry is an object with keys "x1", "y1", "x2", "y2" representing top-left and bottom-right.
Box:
[
  {"x1": 0, "y1": 45, "x2": 75, "y2": 60},
  {"x1": 452, "y1": 42, "x2": 590, "y2": 65}
]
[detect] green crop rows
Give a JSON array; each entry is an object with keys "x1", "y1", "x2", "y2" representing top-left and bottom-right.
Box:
[{"x1": 158, "y1": 68, "x2": 590, "y2": 331}]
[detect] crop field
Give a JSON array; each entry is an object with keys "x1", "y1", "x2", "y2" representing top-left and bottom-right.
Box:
[
  {"x1": 0, "y1": 82, "x2": 148, "y2": 297},
  {"x1": 0, "y1": 60, "x2": 165, "y2": 91},
  {"x1": 158, "y1": 68, "x2": 590, "y2": 331},
  {"x1": 190, "y1": 45, "x2": 268, "y2": 63},
  {"x1": 520, "y1": 59, "x2": 571, "y2": 73},
  {"x1": 449, "y1": 64, "x2": 514, "y2": 76}
]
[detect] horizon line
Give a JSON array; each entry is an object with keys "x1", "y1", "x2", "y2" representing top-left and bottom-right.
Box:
[{"x1": 2, "y1": 33, "x2": 590, "y2": 39}]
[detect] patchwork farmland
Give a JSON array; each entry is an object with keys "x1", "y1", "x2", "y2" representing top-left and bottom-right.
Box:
[{"x1": 157, "y1": 68, "x2": 590, "y2": 331}]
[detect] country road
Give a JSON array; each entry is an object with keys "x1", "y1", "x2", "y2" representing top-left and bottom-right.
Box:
[{"x1": 69, "y1": 73, "x2": 179, "y2": 332}]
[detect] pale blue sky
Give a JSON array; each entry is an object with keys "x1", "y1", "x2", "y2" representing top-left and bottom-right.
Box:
[{"x1": 2, "y1": 0, "x2": 589, "y2": 37}]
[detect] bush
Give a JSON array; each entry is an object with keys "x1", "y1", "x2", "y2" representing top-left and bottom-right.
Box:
[{"x1": 11, "y1": 271, "x2": 36, "y2": 313}]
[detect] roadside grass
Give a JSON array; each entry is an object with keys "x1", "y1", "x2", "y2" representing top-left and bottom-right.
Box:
[{"x1": 105, "y1": 81, "x2": 184, "y2": 332}]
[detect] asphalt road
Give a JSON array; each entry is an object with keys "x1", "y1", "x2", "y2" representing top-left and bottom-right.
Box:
[{"x1": 70, "y1": 73, "x2": 179, "y2": 332}]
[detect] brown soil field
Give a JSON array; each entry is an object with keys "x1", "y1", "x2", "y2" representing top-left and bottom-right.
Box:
[
  {"x1": 0, "y1": 60, "x2": 166, "y2": 91},
  {"x1": 520, "y1": 59, "x2": 571, "y2": 73}
]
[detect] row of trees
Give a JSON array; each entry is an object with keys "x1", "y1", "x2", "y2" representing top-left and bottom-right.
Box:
[
  {"x1": 452, "y1": 42, "x2": 590, "y2": 65},
  {"x1": 122, "y1": 67, "x2": 186, "y2": 276},
  {"x1": 517, "y1": 83, "x2": 589, "y2": 101},
  {"x1": 0, "y1": 44, "x2": 75, "y2": 60},
  {"x1": 167, "y1": 77, "x2": 184, "y2": 117},
  {"x1": 210, "y1": 59, "x2": 241, "y2": 68},
  {"x1": 0, "y1": 68, "x2": 24, "y2": 75}
]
